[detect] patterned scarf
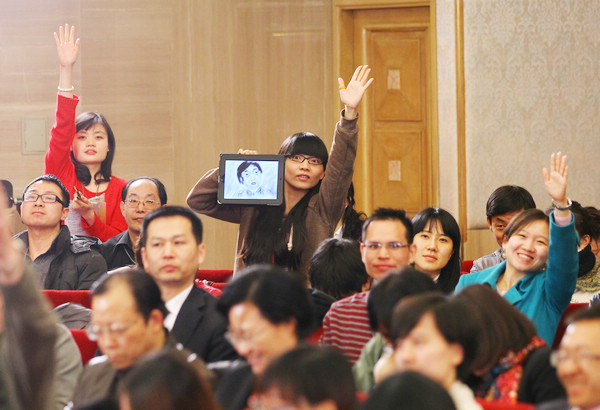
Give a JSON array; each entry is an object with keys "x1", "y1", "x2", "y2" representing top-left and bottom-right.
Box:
[{"x1": 476, "y1": 336, "x2": 546, "y2": 404}]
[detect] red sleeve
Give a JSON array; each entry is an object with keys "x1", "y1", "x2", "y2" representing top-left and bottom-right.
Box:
[
  {"x1": 81, "y1": 177, "x2": 128, "y2": 241},
  {"x1": 45, "y1": 94, "x2": 80, "y2": 199}
]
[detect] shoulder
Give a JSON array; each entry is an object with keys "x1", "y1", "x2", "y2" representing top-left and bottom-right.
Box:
[
  {"x1": 109, "y1": 177, "x2": 128, "y2": 188},
  {"x1": 459, "y1": 263, "x2": 504, "y2": 287},
  {"x1": 69, "y1": 234, "x2": 102, "y2": 254},
  {"x1": 472, "y1": 249, "x2": 504, "y2": 271},
  {"x1": 331, "y1": 291, "x2": 369, "y2": 309},
  {"x1": 100, "y1": 230, "x2": 128, "y2": 248}
]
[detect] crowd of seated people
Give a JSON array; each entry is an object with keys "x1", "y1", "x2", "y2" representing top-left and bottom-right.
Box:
[{"x1": 7, "y1": 22, "x2": 600, "y2": 410}]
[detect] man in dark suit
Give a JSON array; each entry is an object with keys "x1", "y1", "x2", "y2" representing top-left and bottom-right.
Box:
[{"x1": 140, "y1": 206, "x2": 237, "y2": 363}]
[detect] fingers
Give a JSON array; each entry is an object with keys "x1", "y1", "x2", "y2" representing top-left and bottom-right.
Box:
[
  {"x1": 550, "y1": 152, "x2": 567, "y2": 176},
  {"x1": 337, "y1": 77, "x2": 345, "y2": 89},
  {"x1": 357, "y1": 65, "x2": 371, "y2": 84},
  {"x1": 351, "y1": 65, "x2": 362, "y2": 82},
  {"x1": 70, "y1": 24, "x2": 76, "y2": 43},
  {"x1": 237, "y1": 149, "x2": 258, "y2": 155},
  {"x1": 56, "y1": 25, "x2": 78, "y2": 45}
]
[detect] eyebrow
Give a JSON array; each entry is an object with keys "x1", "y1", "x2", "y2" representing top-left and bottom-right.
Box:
[
  {"x1": 149, "y1": 234, "x2": 187, "y2": 241},
  {"x1": 27, "y1": 189, "x2": 60, "y2": 195}
]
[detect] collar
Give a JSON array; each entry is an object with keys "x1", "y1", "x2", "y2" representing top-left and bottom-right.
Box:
[
  {"x1": 16, "y1": 225, "x2": 70, "y2": 259},
  {"x1": 115, "y1": 230, "x2": 133, "y2": 248},
  {"x1": 474, "y1": 261, "x2": 541, "y2": 305},
  {"x1": 163, "y1": 284, "x2": 194, "y2": 331}
]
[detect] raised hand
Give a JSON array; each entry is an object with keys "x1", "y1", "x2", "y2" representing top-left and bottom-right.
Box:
[
  {"x1": 54, "y1": 24, "x2": 80, "y2": 68},
  {"x1": 543, "y1": 152, "x2": 568, "y2": 207},
  {"x1": 338, "y1": 65, "x2": 374, "y2": 120}
]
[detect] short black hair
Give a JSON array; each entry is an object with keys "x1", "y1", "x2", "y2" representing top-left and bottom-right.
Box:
[
  {"x1": 390, "y1": 293, "x2": 479, "y2": 381},
  {"x1": 122, "y1": 177, "x2": 168, "y2": 205},
  {"x1": 258, "y1": 345, "x2": 356, "y2": 410},
  {"x1": 362, "y1": 208, "x2": 413, "y2": 245},
  {"x1": 237, "y1": 161, "x2": 262, "y2": 183},
  {"x1": 217, "y1": 264, "x2": 315, "y2": 339},
  {"x1": 119, "y1": 349, "x2": 218, "y2": 410},
  {"x1": 485, "y1": 185, "x2": 536, "y2": 220},
  {"x1": 362, "y1": 371, "x2": 457, "y2": 410},
  {"x1": 140, "y1": 206, "x2": 203, "y2": 248},
  {"x1": 92, "y1": 267, "x2": 168, "y2": 320},
  {"x1": 367, "y1": 267, "x2": 439, "y2": 337},
  {"x1": 309, "y1": 238, "x2": 368, "y2": 300},
  {"x1": 24, "y1": 174, "x2": 70, "y2": 208}
]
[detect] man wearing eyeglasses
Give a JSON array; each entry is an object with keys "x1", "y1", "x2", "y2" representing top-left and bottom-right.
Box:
[
  {"x1": 540, "y1": 304, "x2": 600, "y2": 410},
  {"x1": 99, "y1": 177, "x2": 167, "y2": 270},
  {"x1": 69, "y1": 268, "x2": 209, "y2": 408},
  {"x1": 14, "y1": 174, "x2": 106, "y2": 290},
  {"x1": 321, "y1": 208, "x2": 413, "y2": 363}
]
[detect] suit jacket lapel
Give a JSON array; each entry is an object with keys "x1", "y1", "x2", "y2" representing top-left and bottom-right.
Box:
[{"x1": 171, "y1": 286, "x2": 207, "y2": 345}]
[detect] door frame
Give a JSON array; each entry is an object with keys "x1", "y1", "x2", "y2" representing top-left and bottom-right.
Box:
[{"x1": 333, "y1": 0, "x2": 467, "y2": 241}]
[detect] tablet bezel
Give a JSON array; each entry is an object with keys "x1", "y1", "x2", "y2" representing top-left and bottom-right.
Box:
[{"x1": 217, "y1": 154, "x2": 285, "y2": 206}]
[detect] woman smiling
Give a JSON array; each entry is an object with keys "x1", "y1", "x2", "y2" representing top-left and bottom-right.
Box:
[{"x1": 456, "y1": 153, "x2": 578, "y2": 345}]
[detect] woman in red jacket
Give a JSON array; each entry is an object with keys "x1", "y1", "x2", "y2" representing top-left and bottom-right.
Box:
[{"x1": 46, "y1": 25, "x2": 127, "y2": 241}]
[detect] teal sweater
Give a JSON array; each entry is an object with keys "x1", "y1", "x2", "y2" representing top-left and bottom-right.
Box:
[{"x1": 456, "y1": 214, "x2": 578, "y2": 345}]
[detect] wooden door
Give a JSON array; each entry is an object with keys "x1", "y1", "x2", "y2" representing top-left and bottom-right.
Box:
[{"x1": 349, "y1": 6, "x2": 437, "y2": 216}]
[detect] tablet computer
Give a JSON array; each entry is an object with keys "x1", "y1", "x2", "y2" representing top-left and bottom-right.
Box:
[{"x1": 217, "y1": 154, "x2": 285, "y2": 206}]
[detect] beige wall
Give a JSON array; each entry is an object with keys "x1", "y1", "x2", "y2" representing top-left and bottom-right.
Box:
[
  {"x1": 1, "y1": 0, "x2": 332, "y2": 268},
  {"x1": 2, "y1": 1, "x2": 599, "y2": 266}
]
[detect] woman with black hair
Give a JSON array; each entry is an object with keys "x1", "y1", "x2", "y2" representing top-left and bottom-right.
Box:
[
  {"x1": 187, "y1": 66, "x2": 373, "y2": 280},
  {"x1": 410, "y1": 208, "x2": 462, "y2": 293},
  {"x1": 47, "y1": 25, "x2": 127, "y2": 241},
  {"x1": 454, "y1": 284, "x2": 566, "y2": 405}
]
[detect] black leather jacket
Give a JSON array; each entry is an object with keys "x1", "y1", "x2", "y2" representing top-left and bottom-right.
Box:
[{"x1": 15, "y1": 225, "x2": 107, "y2": 290}]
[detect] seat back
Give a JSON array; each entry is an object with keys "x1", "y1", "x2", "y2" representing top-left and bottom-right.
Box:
[
  {"x1": 196, "y1": 269, "x2": 233, "y2": 283},
  {"x1": 461, "y1": 260, "x2": 474, "y2": 274},
  {"x1": 69, "y1": 329, "x2": 98, "y2": 365},
  {"x1": 553, "y1": 302, "x2": 588, "y2": 349},
  {"x1": 42, "y1": 290, "x2": 92, "y2": 309}
]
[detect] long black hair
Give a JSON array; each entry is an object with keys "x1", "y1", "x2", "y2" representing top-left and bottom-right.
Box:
[
  {"x1": 72, "y1": 112, "x2": 116, "y2": 186},
  {"x1": 241, "y1": 132, "x2": 328, "y2": 273},
  {"x1": 340, "y1": 182, "x2": 367, "y2": 241}
]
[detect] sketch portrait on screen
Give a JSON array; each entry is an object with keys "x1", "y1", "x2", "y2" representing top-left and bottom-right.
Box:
[{"x1": 223, "y1": 160, "x2": 278, "y2": 200}]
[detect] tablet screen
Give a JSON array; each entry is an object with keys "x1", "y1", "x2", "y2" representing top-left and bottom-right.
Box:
[{"x1": 217, "y1": 154, "x2": 285, "y2": 206}]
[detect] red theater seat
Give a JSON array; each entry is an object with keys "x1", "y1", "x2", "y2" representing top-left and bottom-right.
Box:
[
  {"x1": 461, "y1": 260, "x2": 473, "y2": 274},
  {"x1": 196, "y1": 269, "x2": 233, "y2": 283},
  {"x1": 553, "y1": 302, "x2": 588, "y2": 349},
  {"x1": 42, "y1": 290, "x2": 92, "y2": 309},
  {"x1": 69, "y1": 329, "x2": 98, "y2": 365}
]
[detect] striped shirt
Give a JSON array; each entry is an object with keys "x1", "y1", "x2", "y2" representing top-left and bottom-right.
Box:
[{"x1": 320, "y1": 291, "x2": 374, "y2": 364}]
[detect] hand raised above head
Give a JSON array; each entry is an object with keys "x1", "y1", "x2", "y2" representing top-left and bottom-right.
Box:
[
  {"x1": 542, "y1": 152, "x2": 568, "y2": 206},
  {"x1": 338, "y1": 65, "x2": 374, "y2": 120},
  {"x1": 54, "y1": 24, "x2": 80, "y2": 68}
]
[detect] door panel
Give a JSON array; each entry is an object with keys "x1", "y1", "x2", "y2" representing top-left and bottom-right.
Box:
[{"x1": 353, "y1": 6, "x2": 435, "y2": 215}]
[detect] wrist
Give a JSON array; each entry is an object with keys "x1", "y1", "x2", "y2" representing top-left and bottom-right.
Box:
[
  {"x1": 343, "y1": 107, "x2": 358, "y2": 120},
  {"x1": 552, "y1": 197, "x2": 572, "y2": 211}
]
